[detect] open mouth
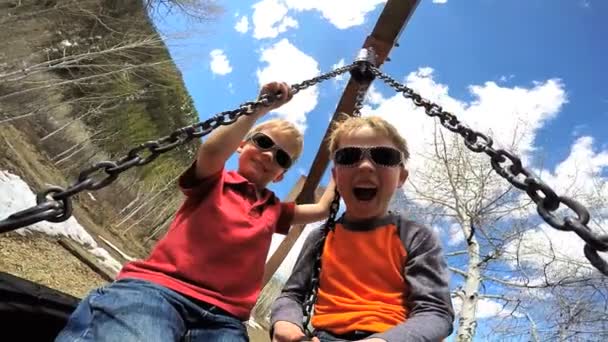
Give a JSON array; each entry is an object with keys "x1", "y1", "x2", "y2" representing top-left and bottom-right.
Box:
[{"x1": 353, "y1": 187, "x2": 377, "y2": 201}]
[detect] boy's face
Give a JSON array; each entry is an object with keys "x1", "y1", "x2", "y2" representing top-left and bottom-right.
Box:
[
  {"x1": 237, "y1": 128, "x2": 299, "y2": 189},
  {"x1": 331, "y1": 126, "x2": 408, "y2": 221}
]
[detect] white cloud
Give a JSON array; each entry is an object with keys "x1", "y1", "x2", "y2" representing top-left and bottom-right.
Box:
[
  {"x1": 539, "y1": 136, "x2": 608, "y2": 196},
  {"x1": 256, "y1": 39, "x2": 320, "y2": 132},
  {"x1": 332, "y1": 58, "x2": 347, "y2": 82},
  {"x1": 209, "y1": 49, "x2": 232, "y2": 75},
  {"x1": 251, "y1": 0, "x2": 385, "y2": 38},
  {"x1": 235, "y1": 15, "x2": 249, "y2": 34},
  {"x1": 503, "y1": 135, "x2": 608, "y2": 279},
  {"x1": 284, "y1": 0, "x2": 386, "y2": 29},
  {"x1": 365, "y1": 67, "x2": 567, "y2": 180},
  {"x1": 452, "y1": 296, "x2": 521, "y2": 319},
  {"x1": 448, "y1": 223, "x2": 465, "y2": 246},
  {"x1": 252, "y1": 0, "x2": 298, "y2": 39},
  {"x1": 366, "y1": 83, "x2": 386, "y2": 106},
  {"x1": 505, "y1": 223, "x2": 607, "y2": 281},
  {"x1": 499, "y1": 74, "x2": 515, "y2": 83},
  {"x1": 433, "y1": 0, "x2": 448, "y2": 4}
]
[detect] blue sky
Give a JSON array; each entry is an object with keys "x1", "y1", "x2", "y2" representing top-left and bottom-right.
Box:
[
  {"x1": 153, "y1": 0, "x2": 607, "y2": 338},
  {"x1": 155, "y1": 0, "x2": 607, "y2": 195}
]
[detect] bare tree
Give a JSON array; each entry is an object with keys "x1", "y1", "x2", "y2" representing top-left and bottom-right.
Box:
[
  {"x1": 144, "y1": 0, "x2": 223, "y2": 21},
  {"x1": 394, "y1": 122, "x2": 608, "y2": 341},
  {"x1": 0, "y1": 0, "x2": 206, "y2": 252}
]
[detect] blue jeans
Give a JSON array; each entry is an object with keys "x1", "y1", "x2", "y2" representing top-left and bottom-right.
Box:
[
  {"x1": 55, "y1": 278, "x2": 249, "y2": 342},
  {"x1": 314, "y1": 330, "x2": 374, "y2": 341}
]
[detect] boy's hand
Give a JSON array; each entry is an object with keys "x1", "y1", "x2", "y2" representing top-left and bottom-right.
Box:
[
  {"x1": 272, "y1": 321, "x2": 315, "y2": 342},
  {"x1": 259, "y1": 81, "x2": 293, "y2": 113}
]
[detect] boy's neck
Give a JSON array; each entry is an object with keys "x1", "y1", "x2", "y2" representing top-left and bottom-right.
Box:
[
  {"x1": 236, "y1": 170, "x2": 269, "y2": 196},
  {"x1": 343, "y1": 210, "x2": 391, "y2": 223}
]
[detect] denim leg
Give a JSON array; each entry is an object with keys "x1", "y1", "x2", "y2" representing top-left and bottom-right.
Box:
[
  {"x1": 55, "y1": 279, "x2": 187, "y2": 342},
  {"x1": 183, "y1": 308, "x2": 249, "y2": 342},
  {"x1": 314, "y1": 331, "x2": 348, "y2": 342}
]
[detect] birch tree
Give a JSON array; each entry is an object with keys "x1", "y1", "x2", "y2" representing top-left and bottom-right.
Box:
[{"x1": 393, "y1": 122, "x2": 608, "y2": 341}]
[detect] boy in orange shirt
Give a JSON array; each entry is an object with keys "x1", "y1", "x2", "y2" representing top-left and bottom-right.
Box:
[{"x1": 270, "y1": 115, "x2": 454, "y2": 342}]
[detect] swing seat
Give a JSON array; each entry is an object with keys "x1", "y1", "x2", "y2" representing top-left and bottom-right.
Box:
[{"x1": 0, "y1": 271, "x2": 78, "y2": 341}]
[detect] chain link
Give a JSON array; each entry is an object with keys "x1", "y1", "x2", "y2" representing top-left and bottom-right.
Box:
[
  {"x1": 292, "y1": 64, "x2": 357, "y2": 95},
  {"x1": 0, "y1": 65, "x2": 356, "y2": 234},
  {"x1": 352, "y1": 84, "x2": 368, "y2": 117},
  {"x1": 370, "y1": 66, "x2": 608, "y2": 276},
  {"x1": 301, "y1": 189, "x2": 341, "y2": 337}
]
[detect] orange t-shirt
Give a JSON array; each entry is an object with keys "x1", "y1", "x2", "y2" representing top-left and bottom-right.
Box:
[
  {"x1": 271, "y1": 214, "x2": 454, "y2": 341},
  {"x1": 312, "y1": 220, "x2": 408, "y2": 334}
]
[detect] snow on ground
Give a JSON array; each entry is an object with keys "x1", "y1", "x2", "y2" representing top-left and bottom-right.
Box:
[{"x1": 0, "y1": 170, "x2": 123, "y2": 274}]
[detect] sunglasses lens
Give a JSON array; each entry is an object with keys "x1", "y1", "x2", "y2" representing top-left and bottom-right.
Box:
[
  {"x1": 275, "y1": 150, "x2": 292, "y2": 169},
  {"x1": 334, "y1": 147, "x2": 363, "y2": 166},
  {"x1": 371, "y1": 147, "x2": 402, "y2": 166},
  {"x1": 252, "y1": 134, "x2": 275, "y2": 149},
  {"x1": 250, "y1": 133, "x2": 292, "y2": 169}
]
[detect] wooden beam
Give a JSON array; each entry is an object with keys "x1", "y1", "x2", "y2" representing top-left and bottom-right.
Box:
[
  {"x1": 98, "y1": 235, "x2": 135, "y2": 262},
  {"x1": 263, "y1": 0, "x2": 421, "y2": 285},
  {"x1": 58, "y1": 238, "x2": 116, "y2": 282}
]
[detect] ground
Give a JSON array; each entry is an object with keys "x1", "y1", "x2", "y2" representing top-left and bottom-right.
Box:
[
  {"x1": 0, "y1": 232, "x2": 107, "y2": 298},
  {"x1": 0, "y1": 125, "x2": 114, "y2": 297}
]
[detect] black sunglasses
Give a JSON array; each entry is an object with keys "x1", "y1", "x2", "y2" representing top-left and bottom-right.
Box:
[
  {"x1": 333, "y1": 146, "x2": 403, "y2": 167},
  {"x1": 247, "y1": 132, "x2": 293, "y2": 169}
]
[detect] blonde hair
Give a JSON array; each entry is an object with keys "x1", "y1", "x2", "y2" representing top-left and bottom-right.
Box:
[
  {"x1": 328, "y1": 114, "x2": 410, "y2": 162},
  {"x1": 248, "y1": 118, "x2": 304, "y2": 161}
]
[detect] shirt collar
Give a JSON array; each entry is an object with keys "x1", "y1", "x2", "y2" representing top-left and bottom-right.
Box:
[
  {"x1": 336, "y1": 212, "x2": 398, "y2": 231},
  {"x1": 225, "y1": 170, "x2": 275, "y2": 203}
]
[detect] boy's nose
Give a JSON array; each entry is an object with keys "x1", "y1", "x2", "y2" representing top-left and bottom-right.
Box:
[{"x1": 357, "y1": 157, "x2": 376, "y2": 171}]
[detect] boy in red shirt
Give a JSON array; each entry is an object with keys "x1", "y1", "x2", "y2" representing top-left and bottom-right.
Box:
[
  {"x1": 56, "y1": 82, "x2": 336, "y2": 342},
  {"x1": 271, "y1": 115, "x2": 454, "y2": 342}
]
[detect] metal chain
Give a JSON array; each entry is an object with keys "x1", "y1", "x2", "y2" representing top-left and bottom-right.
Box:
[
  {"x1": 370, "y1": 66, "x2": 608, "y2": 276},
  {"x1": 352, "y1": 83, "x2": 369, "y2": 117},
  {"x1": 300, "y1": 82, "x2": 368, "y2": 337},
  {"x1": 0, "y1": 64, "x2": 356, "y2": 234},
  {"x1": 292, "y1": 63, "x2": 357, "y2": 96},
  {"x1": 301, "y1": 189, "x2": 341, "y2": 337}
]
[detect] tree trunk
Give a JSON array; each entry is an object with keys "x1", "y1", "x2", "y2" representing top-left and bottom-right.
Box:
[{"x1": 456, "y1": 223, "x2": 481, "y2": 342}]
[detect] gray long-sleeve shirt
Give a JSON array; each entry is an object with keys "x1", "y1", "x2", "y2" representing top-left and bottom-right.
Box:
[{"x1": 270, "y1": 213, "x2": 454, "y2": 342}]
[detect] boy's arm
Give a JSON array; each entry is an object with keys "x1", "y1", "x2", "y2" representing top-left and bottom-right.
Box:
[
  {"x1": 291, "y1": 178, "x2": 337, "y2": 225},
  {"x1": 195, "y1": 82, "x2": 292, "y2": 180},
  {"x1": 270, "y1": 228, "x2": 325, "y2": 335},
  {"x1": 373, "y1": 220, "x2": 455, "y2": 342}
]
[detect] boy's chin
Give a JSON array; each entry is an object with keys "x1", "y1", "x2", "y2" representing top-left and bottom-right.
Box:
[
  {"x1": 342, "y1": 200, "x2": 387, "y2": 221},
  {"x1": 238, "y1": 170, "x2": 269, "y2": 187}
]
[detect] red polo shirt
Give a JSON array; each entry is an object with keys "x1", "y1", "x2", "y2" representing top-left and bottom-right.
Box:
[{"x1": 117, "y1": 165, "x2": 295, "y2": 319}]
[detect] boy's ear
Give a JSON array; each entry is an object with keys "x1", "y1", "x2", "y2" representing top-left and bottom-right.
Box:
[
  {"x1": 236, "y1": 140, "x2": 246, "y2": 153},
  {"x1": 398, "y1": 166, "x2": 409, "y2": 187}
]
